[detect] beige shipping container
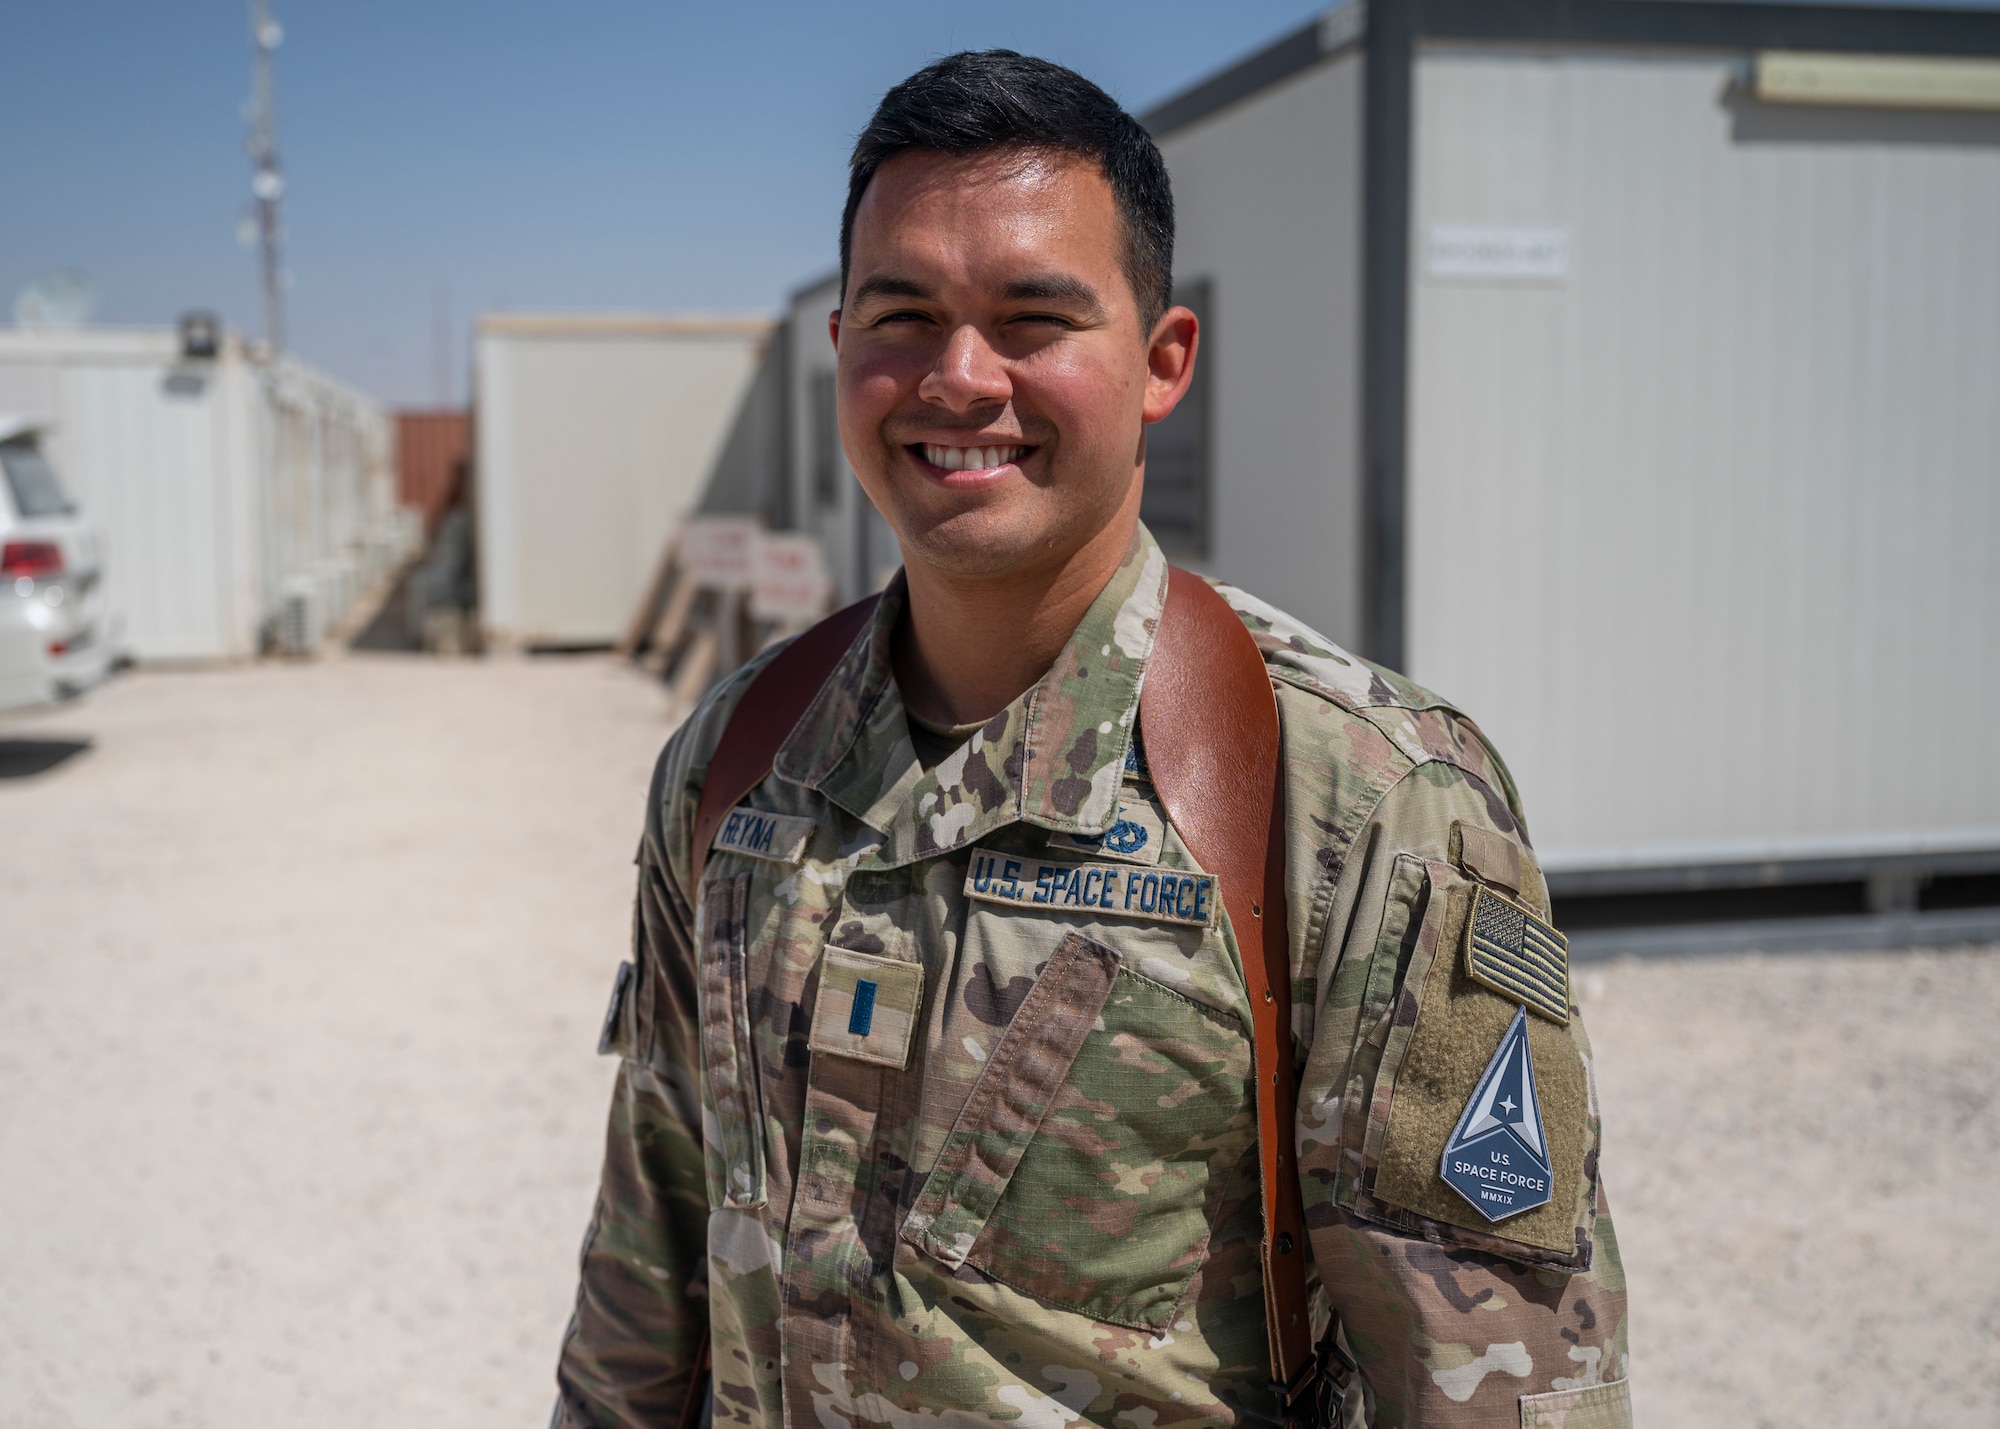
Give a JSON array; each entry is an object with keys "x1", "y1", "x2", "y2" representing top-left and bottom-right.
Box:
[{"x1": 474, "y1": 313, "x2": 772, "y2": 647}]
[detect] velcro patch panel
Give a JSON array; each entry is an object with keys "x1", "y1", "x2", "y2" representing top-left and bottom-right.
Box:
[
  {"x1": 1463, "y1": 885, "x2": 1570, "y2": 1025},
  {"x1": 711, "y1": 805, "x2": 816, "y2": 864},
  {"x1": 965, "y1": 850, "x2": 1216, "y2": 929}
]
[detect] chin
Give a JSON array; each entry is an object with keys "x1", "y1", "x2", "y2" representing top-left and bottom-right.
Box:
[{"x1": 897, "y1": 507, "x2": 1050, "y2": 580}]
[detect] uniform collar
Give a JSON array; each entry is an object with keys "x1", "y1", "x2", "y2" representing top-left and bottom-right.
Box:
[{"x1": 774, "y1": 524, "x2": 1170, "y2": 868}]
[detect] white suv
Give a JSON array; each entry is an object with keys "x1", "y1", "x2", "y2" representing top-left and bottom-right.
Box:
[{"x1": 0, "y1": 418, "x2": 115, "y2": 713}]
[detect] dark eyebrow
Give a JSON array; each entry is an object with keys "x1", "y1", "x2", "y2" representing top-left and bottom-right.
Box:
[
  {"x1": 848, "y1": 275, "x2": 935, "y2": 307},
  {"x1": 1001, "y1": 273, "x2": 1105, "y2": 316}
]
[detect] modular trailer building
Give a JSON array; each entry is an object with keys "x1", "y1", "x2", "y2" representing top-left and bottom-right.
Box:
[
  {"x1": 775, "y1": 1, "x2": 2000, "y2": 947},
  {"x1": 0, "y1": 327, "x2": 403, "y2": 662}
]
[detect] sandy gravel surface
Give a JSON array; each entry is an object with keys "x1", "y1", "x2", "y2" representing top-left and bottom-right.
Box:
[
  {"x1": 1578, "y1": 948, "x2": 2000, "y2": 1428},
  {"x1": 1, "y1": 656, "x2": 1995, "y2": 1427},
  {"x1": 0, "y1": 656, "x2": 668, "y2": 1427}
]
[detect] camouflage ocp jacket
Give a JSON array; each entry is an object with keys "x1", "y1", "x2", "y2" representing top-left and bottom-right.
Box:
[{"x1": 555, "y1": 525, "x2": 1632, "y2": 1429}]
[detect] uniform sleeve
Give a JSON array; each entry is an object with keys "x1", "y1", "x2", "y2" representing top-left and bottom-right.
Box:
[
  {"x1": 1296, "y1": 750, "x2": 1632, "y2": 1428},
  {"x1": 554, "y1": 749, "x2": 712, "y2": 1428}
]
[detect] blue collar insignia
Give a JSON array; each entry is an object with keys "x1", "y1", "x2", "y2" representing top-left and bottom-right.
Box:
[{"x1": 1440, "y1": 1005, "x2": 1555, "y2": 1222}]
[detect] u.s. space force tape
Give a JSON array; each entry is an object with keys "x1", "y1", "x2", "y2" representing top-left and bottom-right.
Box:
[{"x1": 964, "y1": 850, "x2": 1217, "y2": 929}]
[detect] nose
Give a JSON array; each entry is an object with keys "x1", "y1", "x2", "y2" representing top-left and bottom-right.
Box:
[{"x1": 917, "y1": 324, "x2": 1010, "y2": 413}]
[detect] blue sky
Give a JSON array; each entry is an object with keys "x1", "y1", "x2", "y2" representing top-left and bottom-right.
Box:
[
  {"x1": 7, "y1": 2, "x2": 1993, "y2": 406},
  {"x1": 3, "y1": 1, "x2": 1343, "y2": 404}
]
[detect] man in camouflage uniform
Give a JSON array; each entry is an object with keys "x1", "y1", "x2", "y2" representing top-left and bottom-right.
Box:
[{"x1": 555, "y1": 51, "x2": 1630, "y2": 1429}]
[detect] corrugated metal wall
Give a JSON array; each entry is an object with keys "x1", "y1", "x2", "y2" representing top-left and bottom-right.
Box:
[
  {"x1": 263, "y1": 358, "x2": 397, "y2": 636},
  {"x1": 474, "y1": 315, "x2": 771, "y2": 645},
  {"x1": 1407, "y1": 46, "x2": 2000, "y2": 869},
  {"x1": 1156, "y1": 50, "x2": 1368, "y2": 647}
]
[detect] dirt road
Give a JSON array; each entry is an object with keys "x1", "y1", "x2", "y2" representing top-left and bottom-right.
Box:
[{"x1": 0, "y1": 657, "x2": 1993, "y2": 1427}]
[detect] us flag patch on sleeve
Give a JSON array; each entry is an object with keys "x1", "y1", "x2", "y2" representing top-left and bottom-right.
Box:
[{"x1": 1463, "y1": 885, "x2": 1571, "y2": 1025}]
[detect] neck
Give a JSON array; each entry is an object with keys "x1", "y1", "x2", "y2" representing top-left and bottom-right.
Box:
[{"x1": 894, "y1": 498, "x2": 1141, "y2": 730}]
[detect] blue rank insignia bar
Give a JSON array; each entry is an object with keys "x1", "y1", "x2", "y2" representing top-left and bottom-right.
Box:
[{"x1": 1441, "y1": 1005, "x2": 1555, "y2": 1222}]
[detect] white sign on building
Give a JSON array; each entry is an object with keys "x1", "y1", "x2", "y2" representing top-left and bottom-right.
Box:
[
  {"x1": 1424, "y1": 226, "x2": 1572, "y2": 282},
  {"x1": 682, "y1": 515, "x2": 760, "y2": 593},
  {"x1": 751, "y1": 531, "x2": 834, "y2": 624}
]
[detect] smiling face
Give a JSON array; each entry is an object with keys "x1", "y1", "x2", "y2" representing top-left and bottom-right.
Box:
[{"x1": 833, "y1": 147, "x2": 1195, "y2": 583}]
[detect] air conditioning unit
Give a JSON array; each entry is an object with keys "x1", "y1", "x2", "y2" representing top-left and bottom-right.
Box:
[{"x1": 277, "y1": 575, "x2": 323, "y2": 656}]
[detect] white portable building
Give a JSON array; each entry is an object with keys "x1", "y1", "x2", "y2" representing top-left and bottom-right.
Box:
[
  {"x1": 0, "y1": 326, "x2": 400, "y2": 662},
  {"x1": 1143, "y1": 0, "x2": 2000, "y2": 942},
  {"x1": 474, "y1": 313, "x2": 774, "y2": 647}
]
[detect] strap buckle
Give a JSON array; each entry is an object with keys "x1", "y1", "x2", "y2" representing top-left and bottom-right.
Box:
[{"x1": 1274, "y1": 1333, "x2": 1359, "y2": 1429}]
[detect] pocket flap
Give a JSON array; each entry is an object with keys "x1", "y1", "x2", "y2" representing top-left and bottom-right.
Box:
[
  {"x1": 1519, "y1": 1378, "x2": 1632, "y2": 1429},
  {"x1": 902, "y1": 932, "x2": 1121, "y2": 1266},
  {"x1": 698, "y1": 872, "x2": 767, "y2": 1209}
]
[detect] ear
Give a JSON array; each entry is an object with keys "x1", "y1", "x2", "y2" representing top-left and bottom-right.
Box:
[
  {"x1": 827, "y1": 308, "x2": 842, "y2": 352},
  {"x1": 1141, "y1": 305, "x2": 1199, "y2": 425}
]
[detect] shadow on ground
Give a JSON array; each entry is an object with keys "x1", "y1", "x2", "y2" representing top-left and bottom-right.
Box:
[{"x1": 0, "y1": 738, "x2": 92, "y2": 780}]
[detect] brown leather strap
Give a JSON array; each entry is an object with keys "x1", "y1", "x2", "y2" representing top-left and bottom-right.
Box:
[
  {"x1": 688, "y1": 594, "x2": 880, "y2": 888},
  {"x1": 1141, "y1": 566, "x2": 1315, "y2": 1404},
  {"x1": 677, "y1": 570, "x2": 1317, "y2": 1417}
]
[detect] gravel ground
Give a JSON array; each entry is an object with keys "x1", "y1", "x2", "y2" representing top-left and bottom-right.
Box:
[
  {"x1": 1579, "y1": 948, "x2": 2000, "y2": 1427},
  {"x1": 1, "y1": 656, "x2": 1994, "y2": 1427}
]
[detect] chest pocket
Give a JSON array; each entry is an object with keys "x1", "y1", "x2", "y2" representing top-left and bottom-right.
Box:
[{"x1": 901, "y1": 931, "x2": 1255, "y2": 1330}]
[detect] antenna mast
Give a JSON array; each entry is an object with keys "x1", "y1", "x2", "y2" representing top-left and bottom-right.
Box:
[{"x1": 246, "y1": 0, "x2": 286, "y2": 357}]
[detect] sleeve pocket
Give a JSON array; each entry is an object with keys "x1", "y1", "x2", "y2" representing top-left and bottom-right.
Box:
[
  {"x1": 1519, "y1": 1378, "x2": 1632, "y2": 1429},
  {"x1": 696, "y1": 872, "x2": 767, "y2": 1210},
  {"x1": 597, "y1": 960, "x2": 636, "y2": 1057},
  {"x1": 1342, "y1": 856, "x2": 1599, "y2": 1272}
]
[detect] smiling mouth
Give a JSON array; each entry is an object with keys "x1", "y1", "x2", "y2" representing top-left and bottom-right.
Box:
[{"x1": 916, "y1": 442, "x2": 1032, "y2": 473}]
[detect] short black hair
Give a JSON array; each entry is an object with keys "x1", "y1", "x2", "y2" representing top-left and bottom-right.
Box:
[{"x1": 841, "y1": 50, "x2": 1175, "y2": 329}]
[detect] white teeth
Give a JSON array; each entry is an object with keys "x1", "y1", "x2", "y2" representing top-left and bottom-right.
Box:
[{"x1": 923, "y1": 443, "x2": 1023, "y2": 471}]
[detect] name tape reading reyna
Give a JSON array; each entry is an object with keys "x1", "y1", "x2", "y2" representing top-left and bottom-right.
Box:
[
  {"x1": 710, "y1": 806, "x2": 816, "y2": 864},
  {"x1": 964, "y1": 851, "x2": 1217, "y2": 928}
]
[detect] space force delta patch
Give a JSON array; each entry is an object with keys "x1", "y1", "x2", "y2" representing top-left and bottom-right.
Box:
[
  {"x1": 1441, "y1": 1005, "x2": 1555, "y2": 1222},
  {"x1": 964, "y1": 851, "x2": 1216, "y2": 929},
  {"x1": 710, "y1": 806, "x2": 816, "y2": 864}
]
